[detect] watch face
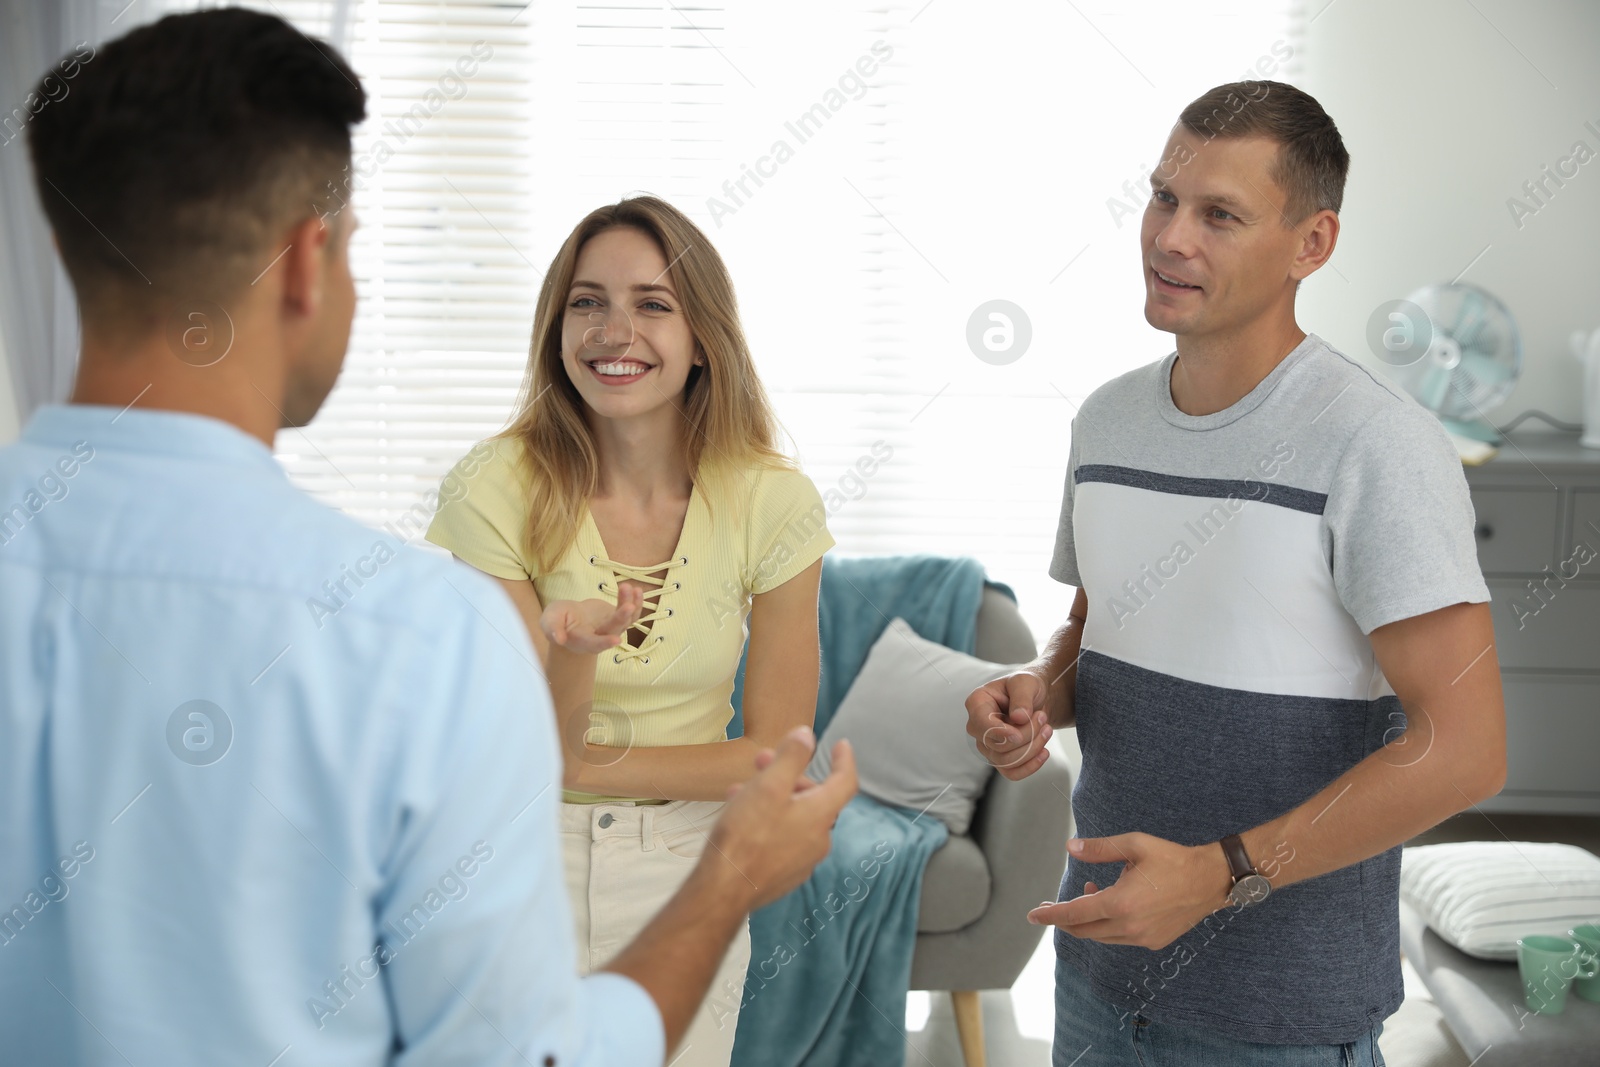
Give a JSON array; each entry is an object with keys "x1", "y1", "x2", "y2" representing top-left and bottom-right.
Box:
[{"x1": 1227, "y1": 874, "x2": 1272, "y2": 908}]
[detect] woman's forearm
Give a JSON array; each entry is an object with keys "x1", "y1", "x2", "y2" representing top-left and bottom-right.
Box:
[
  {"x1": 482, "y1": 572, "x2": 612, "y2": 787},
  {"x1": 546, "y1": 645, "x2": 601, "y2": 786},
  {"x1": 570, "y1": 734, "x2": 778, "y2": 801},
  {"x1": 562, "y1": 561, "x2": 824, "y2": 802}
]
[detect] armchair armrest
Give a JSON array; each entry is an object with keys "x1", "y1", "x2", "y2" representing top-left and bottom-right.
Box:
[
  {"x1": 910, "y1": 752, "x2": 1073, "y2": 991},
  {"x1": 911, "y1": 578, "x2": 1073, "y2": 990}
]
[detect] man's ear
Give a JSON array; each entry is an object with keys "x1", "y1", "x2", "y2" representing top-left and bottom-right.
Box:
[
  {"x1": 277, "y1": 214, "x2": 336, "y2": 318},
  {"x1": 1290, "y1": 208, "x2": 1339, "y2": 282}
]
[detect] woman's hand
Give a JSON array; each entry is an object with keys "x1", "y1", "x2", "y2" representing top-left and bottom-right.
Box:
[{"x1": 539, "y1": 584, "x2": 645, "y2": 655}]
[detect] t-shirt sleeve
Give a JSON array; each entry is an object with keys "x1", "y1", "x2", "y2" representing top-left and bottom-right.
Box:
[
  {"x1": 1322, "y1": 403, "x2": 1491, "y2": 634},
  {"x1": 744, "y1": 466, "x2": 835, "y2": 595},
  {"x1": 1048, "y1": 426, "x2": 1081, "y2": 587},
  {"x1": 425, "y1": 438, "x2": 534, "y2": 582}
]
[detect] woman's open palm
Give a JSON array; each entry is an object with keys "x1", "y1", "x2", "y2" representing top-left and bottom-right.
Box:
[{"x1": 539, "y1": 583, "x2": 645, "y2": 654}]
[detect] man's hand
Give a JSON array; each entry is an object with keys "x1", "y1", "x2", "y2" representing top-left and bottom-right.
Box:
[
  {"x1": 701, "y1": 726, "x2": 858, "y2": 911},
  {"x1": 538, "y1": 585, "x2": 644, "y2": 654},
  {"x1": 1026, "y1": 833, "x2": 1232, "y2": 951},
  {"x1": 746, "y1": 745, "x2": 822, "y2": 796},
  {"x1": 965, "y1": 670, "x2": 1053, "y2": 780}
]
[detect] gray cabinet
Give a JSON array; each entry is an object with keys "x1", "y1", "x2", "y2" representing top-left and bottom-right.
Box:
[{"x1": 1463, "y1": 434, "x2": 1600, "y2": 814}]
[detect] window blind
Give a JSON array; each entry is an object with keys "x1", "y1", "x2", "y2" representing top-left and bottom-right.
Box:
[{"x1": 191, "y1": 0, "x2": 1300, "y2": 643}]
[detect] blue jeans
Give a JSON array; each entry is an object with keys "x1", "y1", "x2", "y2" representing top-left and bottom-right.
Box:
[{"x1": 1053, "y1": 956, "x2": 1386, "y2": 1066}]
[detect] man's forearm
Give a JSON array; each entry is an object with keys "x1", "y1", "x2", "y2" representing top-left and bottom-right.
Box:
[
  {"x1": 1235, "y1": 606, "x2": 1506, "y2": 895},
  {"x1": 1034, "y1": 610, "x2": 1087, "y2": 729},
  {"x1": 1041, "y1": 689, "x2": 1506, "y2": 949},
  {"x1": 1235, "y1": 706, "x2": 1504, "y2": 896},
  {"x1": 601, "y1": 853, "x2": 754, "y2": 1056}
]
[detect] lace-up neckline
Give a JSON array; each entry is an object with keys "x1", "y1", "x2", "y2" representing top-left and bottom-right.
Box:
[
  {"x1": 588, "y1": 551, "x2": 688, "y2": 663},
  {"x1": 582, "y1": 488, "x2": 700, "y2": 665}
]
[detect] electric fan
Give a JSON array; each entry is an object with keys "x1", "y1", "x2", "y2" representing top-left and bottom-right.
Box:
[{"x1": 1381, "y1": 282, "x2": 1523, "y2": 449}]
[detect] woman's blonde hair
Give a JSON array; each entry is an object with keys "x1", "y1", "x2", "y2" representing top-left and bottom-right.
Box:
[{"x1": 502, "y1": 195, "x2": 793, "y2": 572}]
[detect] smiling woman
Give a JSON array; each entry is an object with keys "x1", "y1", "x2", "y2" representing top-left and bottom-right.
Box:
[
  {"x1": 424, "y1": 195, "x2": 835, "y2": 1067},
  {"x1": 566, "y1": 228, "x2": 693, "y2": 390}
]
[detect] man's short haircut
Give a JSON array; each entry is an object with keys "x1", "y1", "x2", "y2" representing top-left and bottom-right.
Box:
[
  {"x1": 26, "y1": 8, "x2": 366, "y2": 324},
  {"x1": 1177, "y1": 80, "x2": 1349, "y2": 225}
]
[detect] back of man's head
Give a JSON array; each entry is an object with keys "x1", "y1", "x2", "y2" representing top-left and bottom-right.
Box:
[{"x1": 26, "y1": 8, "x2": 367, "y2": 332}]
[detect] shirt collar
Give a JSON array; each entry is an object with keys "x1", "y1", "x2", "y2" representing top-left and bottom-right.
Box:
[
  {"x1": 1156, "y1": 332, "x2": 1323, "y2": 431},
  {"x1": 21, "y1": 403, "x2": 287, "y2": 477}
]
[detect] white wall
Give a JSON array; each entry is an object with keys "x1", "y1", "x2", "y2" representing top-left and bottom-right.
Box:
[{"x1": 1297, "y1": 0, "x2": 1600, "y2": 429}]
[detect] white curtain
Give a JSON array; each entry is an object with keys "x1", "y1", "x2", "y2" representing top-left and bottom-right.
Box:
[{"x1": 0, "y1": 0, "x2": 353, "y2": 424}]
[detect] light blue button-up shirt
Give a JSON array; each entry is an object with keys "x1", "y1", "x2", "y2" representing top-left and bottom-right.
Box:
[{"x1": 0, "y1": 403, "x2": 664, "y2": 1066}]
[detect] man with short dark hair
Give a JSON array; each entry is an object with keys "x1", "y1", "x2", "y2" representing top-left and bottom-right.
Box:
[
  {"x1": 967, "y1": 80, "x2": 1505, "y2": 1064},
  {"x1": 0, "y1": 10, "x2": 854, "y2": 1064}
]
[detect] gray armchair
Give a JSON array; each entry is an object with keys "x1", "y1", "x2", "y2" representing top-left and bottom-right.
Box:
[{"x1": 909, "y1": 584, "x2": 1074, "y2": 1067}]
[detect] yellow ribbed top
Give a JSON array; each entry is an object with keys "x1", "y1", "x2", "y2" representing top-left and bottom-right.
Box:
[{"x1": 425, "y1": 435, "x2": 834, "y2": 803}]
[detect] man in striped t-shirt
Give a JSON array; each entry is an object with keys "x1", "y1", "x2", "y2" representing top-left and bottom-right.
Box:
[{"x1": 966, "y1": 80, "x2": 1504, "y2": 1065}]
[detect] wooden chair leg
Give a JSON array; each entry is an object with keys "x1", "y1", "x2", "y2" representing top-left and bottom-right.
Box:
[{"x1": 950, "y1": 989, "x2": 986, "y2": 1067}]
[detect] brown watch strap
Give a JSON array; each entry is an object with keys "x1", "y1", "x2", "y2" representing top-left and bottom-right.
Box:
[{"x1": 1220, "y1": 834, "x2": 1254, "y2": 881}]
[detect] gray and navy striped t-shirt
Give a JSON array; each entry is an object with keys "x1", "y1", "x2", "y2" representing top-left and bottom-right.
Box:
[{"x1": 1049, "y1": 331, "x2": 1491, "y2": 1045}]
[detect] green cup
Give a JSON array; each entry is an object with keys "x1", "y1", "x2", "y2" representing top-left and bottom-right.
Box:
[
  {"x1": 1518, "y1": 934, "x2": 1597, "y2": 1015},
  {"x1": 1569, "y1": 924, "x2": 1600, "y2": 1004}
]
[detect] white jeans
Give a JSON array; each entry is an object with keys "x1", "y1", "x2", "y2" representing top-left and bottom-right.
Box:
[{"x1": 560, "y1": 799, "x2": 752, "y2": 1067}]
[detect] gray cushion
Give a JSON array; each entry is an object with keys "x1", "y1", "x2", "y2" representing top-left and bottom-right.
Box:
[
  {"x1": 809, "y1": 617, "x2": 1020, "y2": 836},
  {"x1": 915, "y1": 833, "x2": 992, "y2": 933}
]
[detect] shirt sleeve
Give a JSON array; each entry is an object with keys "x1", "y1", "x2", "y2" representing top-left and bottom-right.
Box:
[
  {"x1": 381, "y1": 563, "x2": 665, "y2": 1067},
  {"x1": 1048, "y1": 426, "x2": 1081, "y2": 587},
  {"x1": 744, "y1": 466, "x2": 835, "y2": 595},
  {"x1": 425, "y1": 438, "x2": 535, "y2": 582},
  {"x1": 1321, "y1": 403, "x2": 1491, "y2": 634}
]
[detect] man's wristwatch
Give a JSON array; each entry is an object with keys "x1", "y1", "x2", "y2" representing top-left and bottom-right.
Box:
[{"x1": 1220, "y1": 834, "x2": 1272, "y2": 908}]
